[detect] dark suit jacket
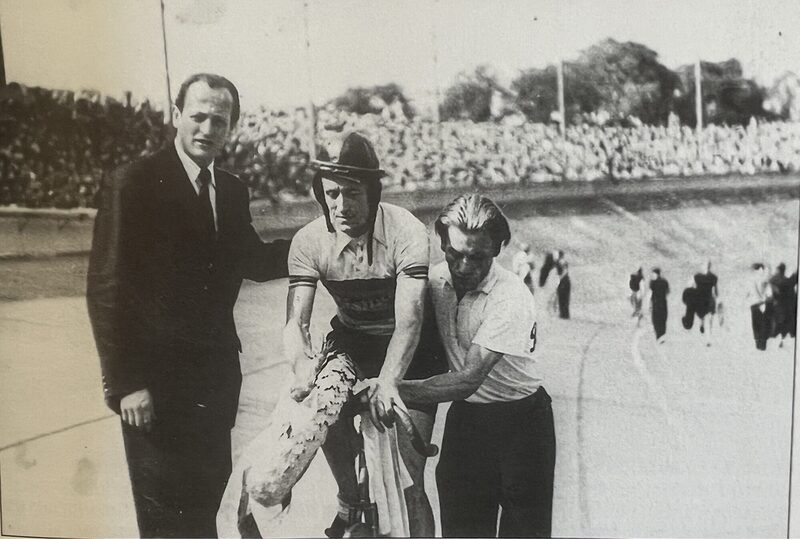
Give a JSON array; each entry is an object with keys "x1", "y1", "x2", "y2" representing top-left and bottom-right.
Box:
[{"x1": 87, "y1": 145, "x2": 290, "y2": 427}]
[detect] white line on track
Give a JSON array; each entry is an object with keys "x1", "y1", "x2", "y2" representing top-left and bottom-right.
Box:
[
  {"x1": 630, "y1": 322, "x2": 674, "y2": 427},
  {"x1": 0, "y1": 414, "x2": 116, "y2": 453}
]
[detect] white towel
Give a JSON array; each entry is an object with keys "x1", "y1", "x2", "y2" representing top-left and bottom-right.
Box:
[
  {"x1": 360, "y1": 414, "x2": 413, "y2": 537},
  {"x1": 349, "y1": 375, "x2": 415, "y2": 538}
]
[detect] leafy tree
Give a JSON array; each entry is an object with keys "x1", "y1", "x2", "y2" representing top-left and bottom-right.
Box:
[
  {"x1": 570, "y1": 39, "x2": 678, "y2": 124},
  {"x1": 675, "y1": 59, "x2": 773, "y2": 125},
  {"x1": 512, "y1": 39, "x2": 678, "y2": 125},
  {"x1": 765, "y1": 71, "x2": 800, "y2": 121},
  {"x1": 331, "y1": 83, "x2": 414, "y2": 118},
  {"x1": 439, "y1": 65, "x2": 497, "y2": 122},
  {"x1": 511, "y1": 66, "x2": 558, "y2": 123}
]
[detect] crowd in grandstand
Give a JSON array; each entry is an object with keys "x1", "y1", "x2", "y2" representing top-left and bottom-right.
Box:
[
  {"x1": 0, "y1": 84, "x2": 167, "y2": 208},
  {"x1": 3, "y1": 84, "x2": 800, "y2": 209}
]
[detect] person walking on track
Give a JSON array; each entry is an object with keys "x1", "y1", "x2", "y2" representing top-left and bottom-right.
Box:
[{"x1": 648, "y1": 268, "x2": 670, "y2": 343}]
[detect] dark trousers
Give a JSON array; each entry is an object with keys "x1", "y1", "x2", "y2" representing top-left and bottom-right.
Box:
[
  {"x1": 751, "y1": 303, "x2": 773, "y2": 350},
  {"x1": 557, "y1": 277, "x2": 571, "y2": 319},
  {"x1": 773, "y1": 299, "x2": 795, "y2": 338},
  {"x1": 437, "y1": 387, "x2": 556, "y2": 538},
  {"x1": 121, "y1": 409, "x2": 233, "y2": 538},
  {"x1": 652, "y1": 302, "x2": 668, "y2": 339}
]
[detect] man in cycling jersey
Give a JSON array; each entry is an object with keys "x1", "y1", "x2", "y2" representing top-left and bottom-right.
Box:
[{"x1": 284, "y1": 132, "x2": 444, "y2": 537}]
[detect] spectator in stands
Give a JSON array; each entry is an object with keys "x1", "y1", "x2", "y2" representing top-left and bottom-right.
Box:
[{"x1": 5, "y1": 82, "x2": 800, "y2": 208}]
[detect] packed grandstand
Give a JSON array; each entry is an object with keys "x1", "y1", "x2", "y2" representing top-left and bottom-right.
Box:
[{"x1": 2, "y1": 83, "x2": 800, "y2": 209}]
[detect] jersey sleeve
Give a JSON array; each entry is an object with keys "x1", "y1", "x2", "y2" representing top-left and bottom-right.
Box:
[
  {"x1": 394, "y1": 214, "x2": 430, "y2": 280},
  {"x1": 288, "y1": 225, "x2": 320, "y2": 289},
  {"x1": 472, "y1": 285, "x2": 537, "y2": 358}
]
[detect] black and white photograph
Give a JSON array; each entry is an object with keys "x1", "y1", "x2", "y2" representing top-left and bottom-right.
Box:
[{"x1": 0, "y1": 0, "x2": 799, "y2": 537}]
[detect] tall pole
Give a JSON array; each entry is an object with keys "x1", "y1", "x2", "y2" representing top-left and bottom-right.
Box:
[
  {"x1": 159, "y1": 0, "x2": 173, "y2": 124},
  {"x1": 431, "y1": 0, "x2": 441, "y2": 123},
  {"x1": 0, "y1": 16, "x2": 6, "y2": 86},
  {"x1": 303, "y1": 0, "x2": 316, "y2": 160},
  {"x1": 694, "y1": 60, "x2": 702, "y2": 134},
  {"x1": 790, "y1": 328, "x2": 799, "y2": 538},
  {"x1": 556, "y1": 60, "x2": 566, "y2": 136}
]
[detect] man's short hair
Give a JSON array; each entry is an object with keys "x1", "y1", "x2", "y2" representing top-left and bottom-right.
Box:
[
  {"x1": 434, "y1": 194, "x2": 511, "y2": 252},
  {"x1": 175, "y1": 73, "x2": 240, "y2": 125}
]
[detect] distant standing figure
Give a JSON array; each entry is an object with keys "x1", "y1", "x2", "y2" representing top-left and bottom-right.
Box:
[
  {"x1": 512, "y1": 243, "x2": 536, "y2": 294},
  {"x1": 681, "y1": 277, "x2": 698, "y2": 330},
  {"x1": 791, "y1": 270, "x2": 798, "y2": 339},
  {"x1": 648, "y1": 268, "x2": 670, "y2": 343},
  {"x1": 748, "y1": 263, "x2": 773, "y2": 351},
  {"x1": 693, "y1": 261, "x2": 719, "y2": 344},
  {"x1": 556, "y1": 259, "x2": 571, "y2": 319},
  {"x1": 538, "y1": 249, "x2": 562, "y2": 288},
  {"x1": 769, "y1": 263, "x2": 794, "y2": 347},
  {"x1": 629, "y1": 266, "x2": 645, "y2": 325}
]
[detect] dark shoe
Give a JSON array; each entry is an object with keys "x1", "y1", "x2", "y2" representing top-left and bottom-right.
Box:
[{"x1": 325, "y1": 515, "x2": 348, "y2": 539}]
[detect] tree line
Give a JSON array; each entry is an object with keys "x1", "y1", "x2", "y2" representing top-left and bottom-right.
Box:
[{"x1": 331, "y1": 38, "x2": 799, "y2": 126}]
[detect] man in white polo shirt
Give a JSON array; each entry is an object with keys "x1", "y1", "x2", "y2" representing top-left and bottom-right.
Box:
[{"x1": 399, "y1": 193, "x2": 556, "y2": 538}]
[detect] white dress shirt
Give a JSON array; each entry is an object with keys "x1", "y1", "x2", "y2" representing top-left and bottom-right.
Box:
[{"x1": 174, "y1": 138, "x2": 218, "y2": 231}]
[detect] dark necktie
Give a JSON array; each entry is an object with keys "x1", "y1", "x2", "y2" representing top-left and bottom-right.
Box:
[{"x1": 197, "y1": 168, "x2": 216, "y2": 241}]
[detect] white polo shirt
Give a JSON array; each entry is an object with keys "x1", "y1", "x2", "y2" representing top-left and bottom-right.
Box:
[{"x1": 429, "y1": 260, "x2": 541, "y2": 403}]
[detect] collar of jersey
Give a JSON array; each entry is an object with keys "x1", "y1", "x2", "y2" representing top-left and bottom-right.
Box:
[{"x1": 334, "y1": 205, "x2": 387, "y2": 256}]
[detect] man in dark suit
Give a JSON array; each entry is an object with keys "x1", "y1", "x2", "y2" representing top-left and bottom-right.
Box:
[{"x1": 86, "y1": 73, "x2": 290, "y2": 538}]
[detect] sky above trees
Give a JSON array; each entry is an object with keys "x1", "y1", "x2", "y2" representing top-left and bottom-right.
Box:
[{"x1": 1, "y1": 0, "x2": 798, "y2": 113}]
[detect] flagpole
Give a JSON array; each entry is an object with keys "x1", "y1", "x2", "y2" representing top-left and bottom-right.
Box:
[
  {"x1": 303, "y1": 0, "x2": 316, "y2": 160},
  {"x1": 557, "y1": 60, "x2": 566, "y2": 137},
  {"x1": 431, "y1": 0, "x2": 440, "y2": 123},
  {"x1": 694, "y1": 60, "x2": 702, "y2": 134},
  {"x1": 159, "y1": 0, "x2": 173, "y2": 124},
  {"x1": 0, "y1": 17, "x2": 6, "y2": 86}
]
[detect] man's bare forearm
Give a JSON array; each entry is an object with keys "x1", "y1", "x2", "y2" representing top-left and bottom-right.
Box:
[
  {"x1": 283, "y1": 320, "x2": 313, "y2": 366},
  {"x1": 398, "y1": 372, "x2": 480, "y2": 406},
  {"x1": 380, "y1": 319, "x2": 421, "y2": 381}
]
